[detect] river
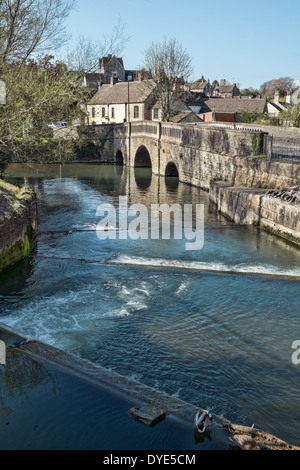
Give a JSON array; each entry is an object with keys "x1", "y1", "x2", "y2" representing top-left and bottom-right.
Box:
[{"x1": 1, "y1": 163, "x2": 300, "y2": 447}]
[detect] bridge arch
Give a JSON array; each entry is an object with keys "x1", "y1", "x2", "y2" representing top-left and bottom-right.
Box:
[
  {"x1": 116, "y1": 150, "x2": 124, "y2": 165},
  {"x1": 165, "y1": 160, "x2": 179, "y2": 177},
  {"x1": 134, "y1": 145, "x2": 152, "y2": 168}
]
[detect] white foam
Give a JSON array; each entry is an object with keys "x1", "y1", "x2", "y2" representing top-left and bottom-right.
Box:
[
  {"x1": 110, "y1": 255, "x2": 300, "y2": 278},
  {"x1": 176, "y1": 282, "x2": 189, "y2": 294},
  {"x1": 115, "y1": 309, "x2": 131, "y2": 317}
]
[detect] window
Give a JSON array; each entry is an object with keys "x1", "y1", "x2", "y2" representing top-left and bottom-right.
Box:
[
  {"x1": 134, "y1": 106, "x2": 139, "y2": 119},
  {"x1": 92, "y1": 107, "x2": 95, "y2": 118},
  {"x1": 153, "y1": 108, "x2": 159, "y2": 119},
  {"x1": 111, "y1": 107, "x2": 115, "y2": 119},
  {"x1": 102, "y1": 107, "x2": 105, "y2": 118}
]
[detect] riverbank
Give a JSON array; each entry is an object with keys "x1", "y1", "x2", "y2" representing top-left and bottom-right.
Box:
[{"x1": 0, "y1": 179, "x2": 37, "y2": 271}]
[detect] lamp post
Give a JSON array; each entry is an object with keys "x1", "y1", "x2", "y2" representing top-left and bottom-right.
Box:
[
  {"x1": 127, "y1": 75, "x2": 132, "y2": 168},
  {"x1": 127, "y1": 75, "x2": 132, "y2": 122}
]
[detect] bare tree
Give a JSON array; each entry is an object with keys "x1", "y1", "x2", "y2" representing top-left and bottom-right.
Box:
[
  {"x1": 263, "y1": 77, "x2": 295, "y2": 99},
  {"x1": 143, "y1": 38, "x2": 193, "y2": 121},
  {"x1": 0, "y1": 0, "x2": 75, "y2": 66},
  {"x1": 65, "y1": 17, "x2": 129, "y2": 73}
]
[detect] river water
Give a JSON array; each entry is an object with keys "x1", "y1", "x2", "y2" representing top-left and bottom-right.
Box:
[{"x1": 1, "y1": 163, "x2": 300, "y2": 447}]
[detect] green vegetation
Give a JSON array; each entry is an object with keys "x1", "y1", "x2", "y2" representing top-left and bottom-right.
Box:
[
  {"x1": 0, "y1": 227, "x2": 35, "y2": 272},
  {"x1": 280, "y1": 104, "x2": 300, "y2": 128},
  {"x1": 252, "y1": 134, "x2": 264, "y2": 156},
  {"x1": 0, "y1": 1, "x2": 128, "y2": 163},
  {"x1": 0, "y1": 178, "x2": 37, "y2": 271},
  {"x1": 238, "y1": 111, "x2": 280, "y2": 126},
  {"x1": 0, "y1": 56, "x2": 94, "y2": 163}
]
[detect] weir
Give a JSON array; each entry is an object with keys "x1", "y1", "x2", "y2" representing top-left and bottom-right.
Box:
[{"x1": 1, "y1": 322, "x2": 299, "y2": 451}]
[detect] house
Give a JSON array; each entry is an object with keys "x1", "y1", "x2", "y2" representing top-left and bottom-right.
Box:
[
  {"x1": 213, "y1": 81, "x2": 240, "y2": 98},
  {"x1": 82, "y1": 73, "x2": 104, "y2": 89},
  {"x1": 98, "y1": 55, "x2": 126, "y2": 83},
  {"x1": 266, "y1": 91, "x2": 292, "y2": 117},
  {"x1": 151, "y1": 97, "x2": 202, "y2": 123},
  {"x1": 291, "y1": 87, "x2": 300, "y2": 105},
  {"x1": 198, "y1": 96, "x2": 268, "y2": 122},
  {"x1": 273, "y1": 90, "x2": 291, "y2": 111},
  {"x1": 86, "y1": 78, "x2": 156, "y2": 125},
  {"x1": 98, "y1": 55, "x2": 138, "y2": 83},
  {"x1": 186, "y1": 76, "x2": 212, "y2": 96},
  {"x1": 169, "y1": 111, "x2": 202, "y2": 123},
  {"x1": 82, "y1": 55, "x2": 139, "y2": 89}
]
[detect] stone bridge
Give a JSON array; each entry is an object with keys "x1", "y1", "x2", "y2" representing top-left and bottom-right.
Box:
[
  {"x1": 70, "y1": 120, "x2": 299, "y2": 190},
  {"x1": 110, "y1": 120, "x2": 276, "y2": 189}
]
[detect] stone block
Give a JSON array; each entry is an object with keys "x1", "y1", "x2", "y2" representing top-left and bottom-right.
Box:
[{"x1": 129, "y1": 405, "x2": 166, "y2": 426}]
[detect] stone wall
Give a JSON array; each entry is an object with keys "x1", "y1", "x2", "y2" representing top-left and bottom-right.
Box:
[
  {"x1": 210, "y1": 182, "x2": 300, "y2": 244},
  {"x1": 0, "y1": 180, "x2": 37, "y2": 271},
  {"x1": 232, "y1": 157, "x2": 300, "y2": 189}
]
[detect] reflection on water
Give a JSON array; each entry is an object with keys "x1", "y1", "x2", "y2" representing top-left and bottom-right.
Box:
[
  {"x1": 134, "y1": 167, "x2": 152, "y2": 192},
  {"x1": 1, "y1": 163, "x2": 300, "y2": 447}
]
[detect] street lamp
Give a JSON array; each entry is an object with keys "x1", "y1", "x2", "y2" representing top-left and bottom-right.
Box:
[{"x1": 127, "y1": 75, "x2": 132, "y2": 122}]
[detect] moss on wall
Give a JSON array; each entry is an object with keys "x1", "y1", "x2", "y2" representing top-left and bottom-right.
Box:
[{"x1": 0, "y1": 179, "x2": 37, "y2": 272}]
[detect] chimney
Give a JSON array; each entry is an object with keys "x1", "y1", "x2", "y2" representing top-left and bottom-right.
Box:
[
  {"x1": 274, "y1": 90, "x2": 280, "y2": 104},
  {"x1": 110, "y1": 76, "x2": 118, "y2": 87},
  {"x1": 286, "y1": 92, "x2": 291, "y2": 104}
]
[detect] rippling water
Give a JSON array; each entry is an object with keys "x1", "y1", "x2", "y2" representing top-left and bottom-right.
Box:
[{"x1": 1, "y1": 163, "x2": 300, "y2": 446}]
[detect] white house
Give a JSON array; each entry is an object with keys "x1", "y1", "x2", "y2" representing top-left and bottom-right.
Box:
[{"x1": 86, "y1": 78, "x2": 156, "y2": 125}]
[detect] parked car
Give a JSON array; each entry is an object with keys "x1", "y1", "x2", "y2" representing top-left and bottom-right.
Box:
[{"x1": 47, "y1": 121, "x2": 68, "y2": 128}]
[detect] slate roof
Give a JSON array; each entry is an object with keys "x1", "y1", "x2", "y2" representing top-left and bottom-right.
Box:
[
  {"x1": 217, "y1": 84, "x2": 236, "y2": 93},
  {"x1": 99, "y1": 55, "x2": 124, "y2": 68},
  {"x1": 188, "y1": 77, "x2": 210, "y2": 92},
  {"x1": 181, "y1": 91, "x2": 206, "y2": 106},
  {"x1": 169, "y1": 111, "x2": 202, "y2": 123},
  {"x1": 199, "y1": 97, "x2": 268, "y2": 114},
  {"x1": 88, "y1": 80, "x2": 157, "y2": 105}
]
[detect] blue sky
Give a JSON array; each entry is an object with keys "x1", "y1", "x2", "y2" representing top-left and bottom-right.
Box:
[{"x1": 64, "y1": 0, "x2": 300, "y2": 90}]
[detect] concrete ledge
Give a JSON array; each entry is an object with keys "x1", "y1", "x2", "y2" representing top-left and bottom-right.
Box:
[{"x1": 210, "y1": 182, "x2": 300, "y2": 245}]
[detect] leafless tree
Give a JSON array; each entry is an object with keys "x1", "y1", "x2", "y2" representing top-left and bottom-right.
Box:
[
  {"x1": 65, "y1": 17, "x2": 129, "y2": 73},
  {"x1": 143, "y1": 38, "x2": 193, "y2": 121},
  {"x1": 264, "y1": 77, "x2": 296, "y2": 99},
  {"x1": 0, "y1": 0, "x2": 75, "y2": 65}
]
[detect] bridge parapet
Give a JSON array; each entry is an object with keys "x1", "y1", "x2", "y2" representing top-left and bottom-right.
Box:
[
  {"x1": 131, "y1": 122, "x2": 160, "y2": 138},
  {"x1": 161, "y1": 123, "x2": 182, "y2": 142}
]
